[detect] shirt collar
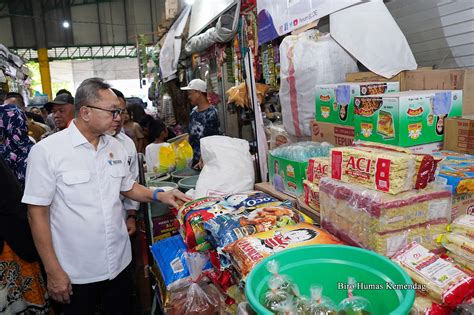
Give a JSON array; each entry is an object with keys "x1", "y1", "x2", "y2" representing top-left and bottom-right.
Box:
[{"x1": 68, "y1": 120, "x2": 109, "y2": 148}]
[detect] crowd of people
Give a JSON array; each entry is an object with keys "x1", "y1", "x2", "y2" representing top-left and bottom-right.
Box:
[{"x1": 0, "y1": 77, "x2": 220, "y2": 314}]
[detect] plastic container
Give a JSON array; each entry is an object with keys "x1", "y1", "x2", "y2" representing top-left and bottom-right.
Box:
[
  {"x1": 145, "y1": 172, "x2": 171, "y2": 187},
  {"x1": 148, "y1": 181, "x2": 179, "y2": 216},
  {"x1": 245, "y1": 245, "x2": 415, "y2": 315},
  {"x1": 171, "y1": 168, "x2": 200, "y2": 182},
  {"x1": 178, "y1": 175, "x2": 199, "y2": 191}
]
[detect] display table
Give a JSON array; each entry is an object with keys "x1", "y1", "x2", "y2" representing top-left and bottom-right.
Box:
[{"x1": 254, "y1": 182, "x2": 320, "y2": 223}]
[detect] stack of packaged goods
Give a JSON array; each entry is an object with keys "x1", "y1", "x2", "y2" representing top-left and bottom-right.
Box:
[
  {"x1": 432, "y1": 151, "x2": 474, "y2": 219},
  {"x1": 268, "y1": 142, "x2": 333, "y2": 197},
  {"x1": 392, "y1": 242, "x2": 474, "y2": 312},
  {"x1": 302, "y1": 157, "x2": 329, "y2": 213},
  {"x1": 319, "y1": 142, "x2": 447, "y2": 256},
  {"x1": 439, "y1": 215, "x2": 474, "y2": 272}
]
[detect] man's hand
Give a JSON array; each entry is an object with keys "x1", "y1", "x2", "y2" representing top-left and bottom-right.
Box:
[
  {"x1": 193, "y1": 158, "x2": 204, "y2": 170},
  {"x1": 158, "y1": 189, "x2": 192, "y2": 208},
  {"x1": 47, "y1": 268, "x2": 73, "y2": 304},
  {"x1": 126, "y1": 216, "x2": 137, "y2": 236}
]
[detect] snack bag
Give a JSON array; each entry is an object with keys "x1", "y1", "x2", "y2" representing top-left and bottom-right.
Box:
[
  {"x1": 165, "y1": 252, "x2": 226, "y2": 315},
  {"x1": 177, "y1": 197, "x2": 234, "y2": 251},
  {"x1": 265, "y1": 277, "x2": 291, "y2": 312},
  {"x1": 223, "y1": 223, "x2": 343, "y2": 277},
  {"x1": 224, "y1": 191, "x2": 279, "y2": 209},
  {"x1": 411, "y1": 294, "x2": 452, "y2": 315},
  {"x1": 392, "y1": 242, "x2": 474, "y2": 308},
  {"x1": 440, "y1": 233, "x2": 474, "y2": 265}
]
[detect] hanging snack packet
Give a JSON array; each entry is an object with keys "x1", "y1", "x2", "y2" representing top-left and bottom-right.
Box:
[
  {"x1": 392, "y1": 242, "x2": 474, "y2": 308},
  {"x1": 290, "y1": 285, "x2": 310, "y2": 315},
  {"x1": 266, "y1": 260, "x2": 293, "y2": 293},
  {"x1": 309, "y1": 285, "x2": 337, "y2": 315},
  {"x1": 338, "y1": 278, "x2": 372, "y2": 315}
]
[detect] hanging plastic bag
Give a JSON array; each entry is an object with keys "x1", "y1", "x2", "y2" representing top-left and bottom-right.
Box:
[
  {"x1": 157, "y1": 144, "x2": 176, "y2": 173},
  {"x1": 174, "y1": 138, "x2": 193, "y2": 171},
  {"x1": 165, "y1": 252, "x2": 226, "y2": 315}
]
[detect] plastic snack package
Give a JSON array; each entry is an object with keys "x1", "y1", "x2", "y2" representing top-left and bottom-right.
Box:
[
  {"x1": 309, "y1": 285, "x2": 337, "y2": 315},
  {"x1": 266, "y1": 260, "x2": 293, "y2": 293},
  {"x1": 290, "y1": 285, "x2": 310, "y2": 315},
  {"x1": 449, "y1": 214, "x2": 474, "y2": 239},
  {"x1": 225, "y1": 191, "x2": 279, "y2": 209},
  {"x1": 223, "y1": 223, "x2": 343, "y2": 277},
  {"x1": 265, "y1": 277, "x2": 291, "y2": 312},
  {"x1": 445, "y1": 251, "x2": 474, "y2": 273},
  {"x1": 269, "y1": 124, "x2": 297, "y2": 149},
  {"x1": 276, "y1": 296, "x2": 298, "y2": 315},
  {"x1": 165, "y1": 252, "x2": 226, "y2": 315},
  {"x1": 338, "y1": 278, "x2": 373, "y2": 315},
  {"x1": 270, "y1": 142, "x2": 333, "y2": 162},
  {"x1": 306, "y1": 157, "x2": 329, "y2": 185},
  {"x1": 440, "y1": 233, "x2": 474, "y2": 263},
  {"x1": 410, "y1": 294, "x2": 452, "y2": 315},
  {"x1": 392, "y1": 242, "x2": 474, "y2": 308}
]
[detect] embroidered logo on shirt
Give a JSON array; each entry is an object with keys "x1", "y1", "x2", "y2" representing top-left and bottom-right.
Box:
[{"x1": 108, "y1": 159, "x2": 123, "y2": 165}]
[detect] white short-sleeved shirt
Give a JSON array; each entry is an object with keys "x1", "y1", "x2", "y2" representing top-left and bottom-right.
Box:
[
  {"x1": 22, "y1": 121, "x2": 136, "y2": 284},
  {"x1": 115, "y1": 131, "x2": 139, "y2": 214}
]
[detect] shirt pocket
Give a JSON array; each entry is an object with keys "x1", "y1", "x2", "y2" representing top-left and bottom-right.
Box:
[
  {"x1": 107, "y1": 165, "x2": 126, "y2": 191},
  {"x1": 62, "y1": 170, "x2": 92, "y2": 205}
]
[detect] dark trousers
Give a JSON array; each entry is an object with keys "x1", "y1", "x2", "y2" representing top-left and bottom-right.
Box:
[{"x1": 62, "y1": 265, "x2": 132, "y2": 315}]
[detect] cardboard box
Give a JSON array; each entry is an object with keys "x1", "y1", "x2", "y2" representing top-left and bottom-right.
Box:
[
  {"x1": 315, "y1": 82, "x2": 400, "y2": 126},
  {"x1": 451, "y1": 193, "x2": 474, "y2": 219},
  {"x1": 408, "y1": 142, "x2": 443, "y2": 154},
  {"x1": 311, "y1": 120, "x2": 355, "y2": 147},
  {"x1": 354, "y1": 90, "x2": 463, "y2": 147},
  {"x1": 404, "y1": 69, "x2": 474, "y2": 115},
  {"x1": 444, "y1": 116, "x2": 474, "y2": 154},
  {"x1": 268, "y1": 153, "x2": 308, "y2": 197}
]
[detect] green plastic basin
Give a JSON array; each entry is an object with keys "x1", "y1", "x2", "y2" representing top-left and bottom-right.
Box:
[
  {"x1": 171, "y1": 168, "x2": 200, "y2": 182},
  {"x1": 245, "y1": 245, "x2": 415, "y2": 315},
  {"x1": 177, "y1": 175, "x2": 199, "y2": 191},
  {"x1": 145, "y1": 172, "x2": 171, "y2": 187}
]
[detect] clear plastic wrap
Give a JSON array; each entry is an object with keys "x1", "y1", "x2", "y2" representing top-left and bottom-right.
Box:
[
  {"x1": 319, "y1": 178, "x2": 451, "y2": 256},
  {"x1": 392, "y1": 242, "x2": 474, "y2": 308},
  {"x1": 265, "y1": 277, "x2": 291, "y2": 312},
  {"x1": 450, "y1": 214, "x2": 474, "y2": 239},
  {"x1": 268, "y1": 124, "x2": 296, "y2": 150},
  {"x1": 303, "y1": 180, "x2": 320, "y2": 211},
  {"x1": 441, "y1": 233, "x2": 474, "y2": 266},
  {"x1": 306, "y1": 157, "x2": 329, "y2": 185},
  {"x1": 410, "y1": 294, "x2": 452, "y2": 315},
  {"x1": 329, "y1": 143, "x2": 438, "y2": 194},
  {"x1": 337, "y1": 278, "x2": 373, "y2": 315},
  {"x1": 309, "y1": 285, "x2": 337, "y2": 315},
  {"x1": 165, "y1": 252, "x2": 226, "y2": 315},
  {"x1": 270, "y1": 142, "x2": 333, "y2": 162}
]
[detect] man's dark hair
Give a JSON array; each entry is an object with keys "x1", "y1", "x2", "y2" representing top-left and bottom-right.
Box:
[
  {"x1": 5, "y1": 92, "x2": 24, "y2": 107},
  {"x1": 148, "y1": 119, "x2": 167, "y2": 143},
  {"x1": 111, "y1": 88, "x2": 125, "y2": 102},
  {"x1": 56, "y1": 89, "x2": 72, "y2": 97},
  {"x1": 75, "y1": 78, "x2": 111, "y2": 110},
  {"x1": 25, "y1": 111, "x2": 46, "y2": 124}
]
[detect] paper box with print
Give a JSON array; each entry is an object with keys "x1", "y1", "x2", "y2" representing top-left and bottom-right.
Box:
[
  {"x1": 354, "y1": 90, "x2": 463, "y2": 146},
  {"x1": 315, "y1": 82, "x2": 400, "y2": 126},
  {"x1": 268, "y1": 153, "x2": 307, "y2": 197}
]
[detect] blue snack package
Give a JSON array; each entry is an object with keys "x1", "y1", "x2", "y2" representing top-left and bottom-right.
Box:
[{"x1": 150, "y1": 235, "x2": 212, "y2": 289}]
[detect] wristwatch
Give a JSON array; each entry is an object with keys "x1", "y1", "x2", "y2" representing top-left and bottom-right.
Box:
[
  {"x1": 127, "y1": 214, "x2": 137, "y2": 221},
  {"x1": 153, "y1": 188, "x2": 164, "y2": 202}
]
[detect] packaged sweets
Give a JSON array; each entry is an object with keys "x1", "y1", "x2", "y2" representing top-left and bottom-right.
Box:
[
  {"x1": 440, "y1": 233, "x2": 474, "y2": 264},
  {"x1": 432, "y1": 151, "x2": 474, "y2": 194},
  {"x1": 223, "y1": 223, "x2": 343, "y2": 277},
  {"x1": 309, "y1": 285, "x2": 337, "y2": 315},
  {"x1": 338, "y1": 278, "x2": 372, "y2": 315},
  {"x1": 392, "y1": 242, "x2": 474, "y2": 308},
  {"x1": 320, "y1": 178, "x2": 451, "y2": 256},
  {"x1": 303, "y1": 180, "x2": 320, "y2": 211},
  {"x1": 445, "y1": 251, "x2": 474, "y2": 273},
  {"x1": 329, "y1": 143, "x2": 438, "y2": 194}
]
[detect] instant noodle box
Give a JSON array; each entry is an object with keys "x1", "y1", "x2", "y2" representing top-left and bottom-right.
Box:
[
  {"x1": 268, "y1": 153, "x2": 308, "y2": 196},
  {"x1": 432, "y1": 151, "x2": 474, "y2": 195},
  {"x1": 315, "y1": 81, "x2": 400, "y2": 126},
  {"x1": 354, "y1": 90, "x2": 463, "y2": 146}
]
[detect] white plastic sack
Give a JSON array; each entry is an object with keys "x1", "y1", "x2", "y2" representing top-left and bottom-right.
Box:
[
  {"x1": 279, "y1": 30, "x2": 358, "y2": 137},
  {"x1": 330, "y1": 0, "x2": 417, "y2": 78},
  {"x1": 194, "y1": 136, "x2": 255, "y2": 198}
]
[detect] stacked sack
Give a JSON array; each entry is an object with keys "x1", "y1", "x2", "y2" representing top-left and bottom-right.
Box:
[{"x1": 319, "y1": 141, "x2": 448, "y2": 257}]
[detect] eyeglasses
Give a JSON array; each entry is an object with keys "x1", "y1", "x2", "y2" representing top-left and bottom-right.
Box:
[{"x1": 86, "y1": 105, "x2": 124, "y2": 119}]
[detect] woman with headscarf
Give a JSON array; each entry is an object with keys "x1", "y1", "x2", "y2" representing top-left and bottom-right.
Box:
[
  {"x1": 0, "y1": 104, "x2": 34, "y2": 187},
  {"x1": 0, "y1": 104, "x2": 51, "y2": 314}
]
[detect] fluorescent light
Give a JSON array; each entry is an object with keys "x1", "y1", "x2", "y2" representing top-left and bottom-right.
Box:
[{"x1": 62, "y1": 21, "x2": 70, "y2": 28}]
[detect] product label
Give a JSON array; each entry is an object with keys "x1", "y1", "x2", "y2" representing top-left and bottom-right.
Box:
[
  {"x1": 396, "y1": 243, "x2": 466, "y2": 288},
  {"x1": 331, "y1": 151, "x2": 343, "y2": 180},
  {"x1": 375, "y1": 158, "x2": 391, "y2": 192},
  {"x1": 170, "y1": 257, "x2": 184, "y2": 274},
  {"x1": 428, "y1": 200, "x2": 449, "y2": 220}
]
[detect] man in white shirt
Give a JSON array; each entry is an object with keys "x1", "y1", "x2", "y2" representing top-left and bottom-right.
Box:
[
  {"x1": 111, "y1": 88, "x2": 139, "y2": 235},
  {"x1": 22, "y1": 78, "x2": 190, "y2": 314}
]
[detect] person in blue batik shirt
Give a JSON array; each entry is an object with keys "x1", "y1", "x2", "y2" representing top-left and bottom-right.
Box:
[{"x1": 181, "y1": 79, "x2": 220, "y2": 169}]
